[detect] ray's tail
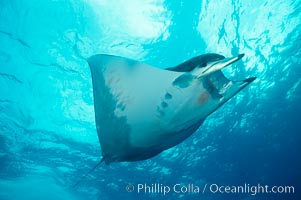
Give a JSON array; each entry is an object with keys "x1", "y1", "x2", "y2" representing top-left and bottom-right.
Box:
[{"x1": 72, "y1": 157, "x2": 105, "y2": 188}]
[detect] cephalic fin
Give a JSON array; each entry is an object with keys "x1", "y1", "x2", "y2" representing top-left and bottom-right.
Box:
[{"x1": 195, "y1": 54, "x2": 245, "y2": 78}]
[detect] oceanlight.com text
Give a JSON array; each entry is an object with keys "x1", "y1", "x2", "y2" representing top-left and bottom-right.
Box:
[{"x1": 208, "y1": 183, "x2": 294, "y2": 195}]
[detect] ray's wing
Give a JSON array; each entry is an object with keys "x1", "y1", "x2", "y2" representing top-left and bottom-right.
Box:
[
  {"x1": 88, "y1": 54, "x2": 256, "y2": 164},
  {"x1": 88, "y1": 54, "x2": 181, "y2": 163}
]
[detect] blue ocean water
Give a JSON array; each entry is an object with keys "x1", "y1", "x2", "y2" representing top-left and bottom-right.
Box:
[{"x1": 0, "y1": 0, "x2": 300, "y2": 199}]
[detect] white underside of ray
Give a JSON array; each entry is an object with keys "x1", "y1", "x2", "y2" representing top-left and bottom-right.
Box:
[
  {"x1": 91, "y1": 55, "x2": 211, "y2": 148},
  {"x1": 99, "y1": 56, "x2": 218, "y2": 148},
  {"x1": 103, "y1": 58, "x2": 178, "y2": 147},
  {"x1": 88, "y1": 54, "x2": 253, "y2": 162}
]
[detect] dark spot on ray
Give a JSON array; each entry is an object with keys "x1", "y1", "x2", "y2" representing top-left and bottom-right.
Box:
[
  {"x1": 172, "y1": 74, "x2": 193, "y2": 88},
  {"x1": 156, "y1": 106, "x2": 165, "y2": 116},
  {"x1": 117, "y1": 102, "x2": 126, "y2": 111},
  {"x1": 161, "y1": 101, "x2": 168, "y2": 108},
  {"x1": 165, "y1": 92, "x2": 172, "y2": 99}
]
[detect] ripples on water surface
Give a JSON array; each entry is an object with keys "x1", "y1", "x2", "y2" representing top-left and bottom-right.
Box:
[{"x1": 0, "y1": 0, "x2": 300, "y2": 199}]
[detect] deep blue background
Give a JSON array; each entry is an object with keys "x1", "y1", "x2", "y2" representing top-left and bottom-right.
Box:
[{"x1": 0, "y1": 0, "x2": 300, "y2": 199}]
